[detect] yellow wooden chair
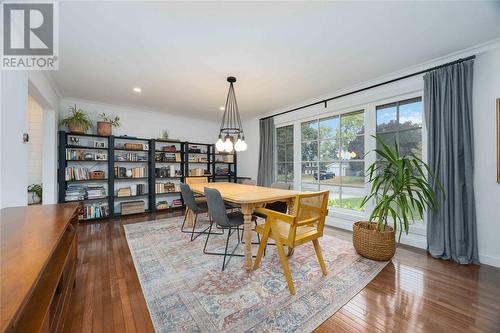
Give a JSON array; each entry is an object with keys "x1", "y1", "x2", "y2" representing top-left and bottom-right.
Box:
[{"x1": 253, "y1": 190, "x2": 329, "y2": 295}]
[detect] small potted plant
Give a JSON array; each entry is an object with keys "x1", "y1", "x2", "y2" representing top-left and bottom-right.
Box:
[
  {"x1": 97, "y1": 113, "x2": 120, "y2": 136},
  {"x1": 27, "y1": 184, "x2": 42, "y2": 205},
  {"x1": 355, "y1": 136, "x2": 443, "y2": 261},
  {"x1": 60, "y1": 105, "x2": 92, "y2": 134}
]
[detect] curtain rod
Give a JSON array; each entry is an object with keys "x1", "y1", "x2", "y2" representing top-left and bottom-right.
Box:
[{"x1": 259, "y1": 55, "x2": 476, "y2": 121}]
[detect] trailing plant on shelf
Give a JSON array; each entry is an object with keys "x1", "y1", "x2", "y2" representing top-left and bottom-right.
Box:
[
  {"x1": 60, "y1": 105, "x2": 92, "y2": 134},
  {"x1": 97, "y1": 113, "x2": 120, "y2": 136},
  {"x1": 353, "y1": 135, "x2": 444, "y2": 261},
  {"x1": 28, "y1": 183, "x2": 43, "y2": 204}
]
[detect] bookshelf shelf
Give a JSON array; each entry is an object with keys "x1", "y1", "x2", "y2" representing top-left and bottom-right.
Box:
[{"x1": 59, "y1": 132, "x2": 237, "y2": 221}]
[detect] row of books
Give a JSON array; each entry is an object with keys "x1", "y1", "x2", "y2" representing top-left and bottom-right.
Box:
[
  {"x1": 114, "y1": 166, "x2": 147, "y2": 178},
  {"x1": 115, "y1": 153, "x2": 148, "y2": 162},
  {"x1": 79, "y1": 203, "x2": 109, "y2": 220},
  {"x1": 66, "y1": 149, "x2": 107, "y2": 161},
  {"x1": 155, "y1": 152, "x2": 182, "y2": 162},
  {"x1": 155, "y1": 182, "x2": 180, "y2": 194},
  {"x1": 65, "y1": 184, "x2": 107, "y2": 201},
  {"x1": 65, "y1": 166, "x2": 91, "y2": 181},
  {"x1": 155, "y1": 166, "x2": 180, "y2": 178}
]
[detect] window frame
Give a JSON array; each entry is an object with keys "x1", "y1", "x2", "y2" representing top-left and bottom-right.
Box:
[{"x1": 273, "y1": 89, "x2": 427, "y2": 236}]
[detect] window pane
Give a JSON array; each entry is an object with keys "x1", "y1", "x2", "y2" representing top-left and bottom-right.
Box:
[
  {"x1": 341, "y1": 111, "x2": 364, "y2": 136},
  {"x1": 277, "y1": 145, "x2": 286, "y2": 162},
  {"x1": 377, "y1": 104, "x2": 398, "y2": 132},
  {"x1": 285, "y1": 143, "x2": 293, "y2": 162},
  {"x1": 319, "y1": 139, "x2": 339, "y2": 161},
  {"x1": 285, "y1": 163, "x2": 294, "y2": 182},
  {"x1": 301, "y1": 182, "x2": 319, "y2": 192},
  {"x1": 399, "y1": 128, "x2": 422, "y2": 158},
  {"x1": 341, "y1": 186, "x2": 365, "y2": 211},
  {"x1": 285, "y1": 125, "x2": 294, "y2": 144},
  {"x1": 318, "y1": 162, "x2": 341, "y2": 185},
  {"x1": 301, "y1": 121, "x2": 318, "y2": 141},
  {"x1": 340, "y1": 135, "x2": 364, "y2": 160},
  {"x1": 376, "y1": 132, "x2": 397, "y2": 152},
  {"x1": 399, "y1": 99, "x2": 422, "y2": 130},
  {"x1": 319, "y1": 116, "x2": 339, "y2": 139},
  {"x1": 301, "y1": 142, "x2": 318, "y2": 161},
  {"x1": 339, "y1": 161, "x2": 365, "y2": 187},
  {"x1": 276, "y1": 163, "x2": 286, "y2": 182},
  {"x1": 301, "y1": 162, "x2": 318, "y2": 183},
  {"x1": 276, "y1": 127, "x2": 286, "y2": 145},
  {"x1": 320, "y1": 185, "x2": 340, "y2": 208}
]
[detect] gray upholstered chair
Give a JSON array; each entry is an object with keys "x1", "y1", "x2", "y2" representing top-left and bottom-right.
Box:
[
  {"x1": 180, "y1": 183, "x2": 222, "y2": 241},
  {"x1": 203, "y1": 187, "x2": 256, "y2": 271}
]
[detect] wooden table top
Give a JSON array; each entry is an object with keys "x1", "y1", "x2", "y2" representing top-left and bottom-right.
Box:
[
  {"x1": 189, "y1": 182, "x2": 301, "y2": 204},
  {"x1": 0, "y1": 203, "x2": 79, "y2": 333}
]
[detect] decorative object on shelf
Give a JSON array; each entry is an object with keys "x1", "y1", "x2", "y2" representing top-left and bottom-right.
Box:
[
  {"x1": 27, "y1": 183, "x2": 42, "y2": 204},
  {"x1": 89, "y1": 171, "x2": 105, "y2": 180},
  {"x1": 69, "y1": 136, "x2": 80, "y2": 146},
  {"x1": 356, "y1": 136, "x2": 443, "y2": 261},
  {"x1": 95, "y1": 153, "x2": 107, "y2": 161},
  {"x1": 126, "y1": 169, "x2": 133, "y2": 178},
  {"x1": 215, "y1": 76, "x2": 247, "y2": 153},
  {"x1": 60, "y1": 105, "x2": 92, "y2": 134},
  {"x1": 123, "y1": 142, "x2": 147, "y2": 150},
  {"x1": 156, "y1": 201, "x2": 169, "y2": 210},
  {"x1": 84, "y1": 152, "x2": 94, "y2": 160},
  {"x1": 121, "y1": 200, "x2": 145, "y2": 215},
  {"x1": 117, "y1": 187, "x2": 132, "y2": 197},
  {"x1": 97, "y1": 113, "x2": 120, "y2": 136},
  {"x1": 161, "y1": 130, "x2": 169, "y2": 139},
  {"x1": 94, "y1": 140, "x2": 106, "y2": 148}
]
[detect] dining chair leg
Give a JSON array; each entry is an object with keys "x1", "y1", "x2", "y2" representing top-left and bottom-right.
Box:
[
  {"x1": 312, "y1": 239, "x2": 327, "y2": 275},
  {"x1": 190, "y1": 213, "x2": 199, "y2": 241},
  {"x1": 273, "y1": 227, "x2": 296, "y2": 295},
  {"x1": 180, "y1": 210, "x2": 189, "y2": 233},
  {"x1": 203, "y1": 220, "x2": 214, "y2": 254},
  {"x1": 253, "y1": 221, "x2": 271, "y2": 270},
  {"x1": 222, "y1": 227, "x2": 232, "y2": 271}
]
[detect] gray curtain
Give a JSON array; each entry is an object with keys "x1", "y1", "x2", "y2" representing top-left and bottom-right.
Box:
[
  {"x1": 257, "y1": 117, "x2": 275, "y2": 186},
  {"x1": 424, "y1": 59, "x2": 479, "y2": 265}
]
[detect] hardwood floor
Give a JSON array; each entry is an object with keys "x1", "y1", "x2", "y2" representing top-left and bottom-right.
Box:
[{"x1": 64, "y1": 211, "x2": 500, "y2": 333}]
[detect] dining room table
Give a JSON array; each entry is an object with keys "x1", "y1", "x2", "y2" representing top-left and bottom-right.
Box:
[{"x1": 187, "y1": 182, "x2": 301, "y2": 271}]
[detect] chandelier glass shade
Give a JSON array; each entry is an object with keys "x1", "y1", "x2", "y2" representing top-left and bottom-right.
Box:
[{"x1": 215, "y1": 76, "x2": 247, "y2": 153}]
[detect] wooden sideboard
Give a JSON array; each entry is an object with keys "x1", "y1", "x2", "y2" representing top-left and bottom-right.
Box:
[{"x1": 1, "y1": 203, "x2": 79, "y2": 333}]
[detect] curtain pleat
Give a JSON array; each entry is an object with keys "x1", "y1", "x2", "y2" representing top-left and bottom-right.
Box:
[{"x1": 257, "y1": 118, "x2": 275, "y2": 186}]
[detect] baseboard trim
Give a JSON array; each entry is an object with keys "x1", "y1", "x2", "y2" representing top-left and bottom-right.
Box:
[{"x1": 479, "y1": 253, "x2": 500, "y2": 268}]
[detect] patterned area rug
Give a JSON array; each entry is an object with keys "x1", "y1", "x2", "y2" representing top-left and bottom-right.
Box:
[{"x1": 123, "y1": 217, "x2": 388, "y2": 333}]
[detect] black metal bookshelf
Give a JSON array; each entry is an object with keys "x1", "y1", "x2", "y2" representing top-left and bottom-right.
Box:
[
  {"x1": 152, "y1": 139, "x2": 185, "y2": 211},
  {"x1": 213, "y1": 151, "x2": 237, "y2": 183},
  {"x1": 58, "y1": 131, "x2": 237, "y2": 222}
]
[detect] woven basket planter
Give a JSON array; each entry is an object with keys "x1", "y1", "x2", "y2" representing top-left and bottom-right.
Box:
[
  {"x1": 353, "y1": 221, "x2": 395, "y2": 261},
  {"x1": 97, "y1": 121, "x2": 112, "y2": 136},
  {"x1": 67, "y1": 123, "x2": 86, "y2": 135}
]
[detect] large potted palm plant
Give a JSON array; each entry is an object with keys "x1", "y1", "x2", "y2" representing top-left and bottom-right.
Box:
[{"x1": 355, "y1": 136, "x2": 443, "y2": 261}]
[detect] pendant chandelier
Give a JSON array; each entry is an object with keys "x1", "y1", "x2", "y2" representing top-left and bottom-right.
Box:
[{"x1": 215, "y1": 76, "x2": 247, "y2": 152}]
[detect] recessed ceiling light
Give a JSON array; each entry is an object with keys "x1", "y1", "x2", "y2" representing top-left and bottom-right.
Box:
[
  {"x1": 219, "y1": 106, "x2": 225, "y2": 111},
  {"x1": 133, "y1": 87, "x2": 142, "y2": 93}
]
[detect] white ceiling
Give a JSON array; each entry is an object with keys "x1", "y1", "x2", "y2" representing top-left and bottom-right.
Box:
[{"x1": 52, "y1": 1, "x2": 500, "y2": 119}]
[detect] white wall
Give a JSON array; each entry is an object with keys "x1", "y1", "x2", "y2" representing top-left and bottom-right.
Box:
[
  {"x1": 0, "y1": 71, "x2": 61, "y2": 208},
  {"x1": 473, "y1": 49, "x2": 500, "y2": 267},
  {"x1": 244, "y1": 41, "x2": 500, "y2": 266},
  {"x1": 27, "y1": 96, "x2": 44, "y2": 188},
  {"x1": 236, "y1": 117, "x2": 260, "y2": 179},
  {"x1": 59, "y1": 98, "x2": 220, "y2": 143}
]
